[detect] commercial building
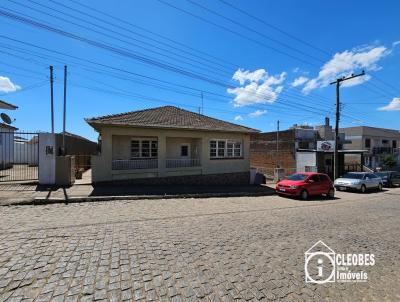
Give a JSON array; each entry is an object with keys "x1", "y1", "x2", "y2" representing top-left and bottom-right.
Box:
[
  {"x1": 250, "y1": 118, "x2": 364, "y2": 179},
  {"x1": 341, "y1": 126, "x2": 400, "y2": 169}
]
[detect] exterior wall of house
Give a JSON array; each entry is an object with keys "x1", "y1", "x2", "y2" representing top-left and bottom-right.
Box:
[
  {"x1": 91, "y1": 125, "x2": 251, "y2": 184},
  {"x1": 165, "y1": 137, "x2": 201, "y2": 159}
]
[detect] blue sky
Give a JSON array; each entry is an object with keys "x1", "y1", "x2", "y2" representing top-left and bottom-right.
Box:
[{"x1": 0, "y1": 0, "x2": 399, "y2": 141}]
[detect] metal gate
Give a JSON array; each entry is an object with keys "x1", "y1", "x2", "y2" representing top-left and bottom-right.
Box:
[{"x1": 0, "y1": 131, "x2": 39, "y2": 182}]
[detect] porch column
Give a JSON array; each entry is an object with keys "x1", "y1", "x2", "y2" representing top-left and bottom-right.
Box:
[{"x1": 158, "y1": 134, "x2": 166, "y2": 177}]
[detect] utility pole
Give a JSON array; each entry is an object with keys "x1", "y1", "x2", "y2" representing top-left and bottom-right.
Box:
[
  {"x1": 62, "y1": 65, "x2": 67, "y2": 155},
  {"x1": 276, "y1": 120, "x2": 280, "y2": 168},
  {"x1": 330, "y1": 70, "x2": 365, "y2": 180},
  {"x1": 49, "y1": 65, "x2": 54, "y2": 133}
]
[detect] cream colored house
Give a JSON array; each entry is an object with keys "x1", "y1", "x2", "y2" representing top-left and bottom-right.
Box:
[{"x1": 86, "y1": 106, "x2": 258, "y2": 185}]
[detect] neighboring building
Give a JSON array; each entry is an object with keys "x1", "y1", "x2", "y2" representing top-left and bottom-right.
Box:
[
  {"x1": 0, "y1": 123, "x2": 18, "y2": 169},
  {"x1": 0, "y1": 100, "x2": 18, "y2": 169},
  {"x1": 86, "y1": 106, "x2": 258, "y2": 185},
  {"x1": 250, "y1": 126, "x2": 316, "y2": 177},
  {"x1": 341, "y1": 126, "x2": 400, "y2": 169},
  {"x1": 14, "y1": 135, "x2": 38, "y2": 166},
  {"x1": 250, "y1": 118, "x2": 364, "y2": 179}
]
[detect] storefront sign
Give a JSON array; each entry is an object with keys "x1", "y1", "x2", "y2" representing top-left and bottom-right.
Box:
[{"x1": 317, "y1": 140, "x2": 335, "y2": 152}]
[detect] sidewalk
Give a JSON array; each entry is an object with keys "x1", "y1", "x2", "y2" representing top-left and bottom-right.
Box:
[{"x1": 0, "y1": 178, "x2": 276, "y2": 206}]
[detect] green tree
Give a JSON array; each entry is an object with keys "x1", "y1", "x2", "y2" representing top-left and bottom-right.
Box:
[{"x1": 381, "y1": 154, "x2": 397, "y2": 168}]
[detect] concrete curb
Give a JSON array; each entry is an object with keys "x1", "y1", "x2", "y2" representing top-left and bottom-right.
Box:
[{"x1": 0, "y1": 191, "x2": 276, "y2": 206}]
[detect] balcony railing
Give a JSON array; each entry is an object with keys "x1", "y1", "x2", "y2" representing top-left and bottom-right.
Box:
[
  {"x1": 166, "y1": 158, "x2": 201, "y2": 168},
  {"x1": 372, "y1": 147, "x2": 394, "y2": 155},
  {"x1": 112, "y1": 159, "x2": 158, "y2": 170}
]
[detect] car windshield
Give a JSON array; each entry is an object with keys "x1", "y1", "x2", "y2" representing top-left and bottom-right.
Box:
[
  {"x1": 342, "y1": 173, "x2": 364, "y2": 179},
  {"x1": 287, "y1": 174, "x2": 308, "y2": 181},
  {"x1": 375, "y1": 172, "x2": 388, "y2": 178}
]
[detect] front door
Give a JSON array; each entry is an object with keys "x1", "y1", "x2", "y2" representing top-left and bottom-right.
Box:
[{"x1": 180, "y1": 143, "x2": 190, "y2": 158}]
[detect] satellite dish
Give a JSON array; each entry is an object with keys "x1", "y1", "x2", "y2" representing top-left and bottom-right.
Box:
[{"x1": 1, "y1": 113, "x2": 12, "y2": 125}]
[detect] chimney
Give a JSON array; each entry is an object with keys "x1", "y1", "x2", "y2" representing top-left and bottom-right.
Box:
[{"x1": 325, "y1": 117, "x2": 330, "y2": 126}]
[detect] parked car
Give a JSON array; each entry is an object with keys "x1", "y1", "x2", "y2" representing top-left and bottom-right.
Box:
[
  {"x1": 375, "y1": 171, "x2": 400, "y2": 187},
  {"x1": 334, "y1": 172, "x2": 383, "y2": 193},
  {"x1": 276, "y1": 172, "x2": 335, "y2": 200}
]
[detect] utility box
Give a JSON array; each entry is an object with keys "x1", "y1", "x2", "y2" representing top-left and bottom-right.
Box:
[
  {"x1": 55, "y1": 156, "x2": 75, "y2": 186},
  {"x1": 39, "y1": 133, "x2": 75, "y2": 186}
]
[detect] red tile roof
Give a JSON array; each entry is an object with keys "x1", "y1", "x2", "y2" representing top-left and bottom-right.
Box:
[{"x1": 86, "y1": 106, "x2": 259, "y2": 133}]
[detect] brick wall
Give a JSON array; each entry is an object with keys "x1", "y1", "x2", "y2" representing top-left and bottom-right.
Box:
[{"x1": 250, "y1": 130, "x2": 297, "y2": 177}]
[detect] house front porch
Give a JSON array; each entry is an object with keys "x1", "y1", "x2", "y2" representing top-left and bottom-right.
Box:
[{"x1": 109, "y1": 135, "x2": 203, "y2": 181}]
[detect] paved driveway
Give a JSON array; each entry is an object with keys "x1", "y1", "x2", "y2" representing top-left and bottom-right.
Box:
[{"x1": 1, "y1": 189, "x2": 399, "y2": 301}]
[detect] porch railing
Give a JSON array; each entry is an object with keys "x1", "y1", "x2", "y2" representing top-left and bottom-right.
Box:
[
  {"x1": 112, "y1": 159, "x2": 158, "y2": 170},
  {"x1": 166, "y1": 158, "x2": 201, "y2": 168}
]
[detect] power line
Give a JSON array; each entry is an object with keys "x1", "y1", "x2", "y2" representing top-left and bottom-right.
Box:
[
  {"x1": 185, "y1": 0, "x2": 324, "y2": 63},
  {"x1": 217, "y1": 0, "x2": 331, "y2": 57},
  {"x1": 8, "y1": 0, "x2": 233, "y2": 79},
  {"x1": 0, "y1": 7, "x2": 236, "y2": 89},
  {"x1": 65, "y1": 0, "x2": 238, "y2": 69},
  {"x1": 155, "y1": 0, "x2": 320, "y2": 67},
  {"x1": 2, "y1": 34, "x2": 370, "y2": 126},
  {"x1": 6, "y1": 0, "x2": 378, "y2": 112},
  {"x1": 0, "y1": 34, "x2": 339, "y2": 118}
]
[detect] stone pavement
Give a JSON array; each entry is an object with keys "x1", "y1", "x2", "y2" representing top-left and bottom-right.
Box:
[{"x1": 0, "y1": 189, "x2": 400, "y2": 301}]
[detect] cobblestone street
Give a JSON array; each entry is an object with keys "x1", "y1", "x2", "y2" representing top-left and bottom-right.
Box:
[{"x1": 1, "y1": 189, "x2": 399, "y2": 301}]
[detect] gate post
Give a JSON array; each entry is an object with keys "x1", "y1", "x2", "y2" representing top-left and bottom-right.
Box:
[{"x1": 38, "y1": 133, "x2": 75, "y2": 186}]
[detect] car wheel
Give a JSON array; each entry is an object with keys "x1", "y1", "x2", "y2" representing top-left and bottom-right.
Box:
[
  {"x1": 378, "y1": 183, "x2": 383, "y2": 191},
  {"x1": 360, "y1": 185, "x2": 366, "y2": 193},
  {"x1": 300, "y1": 190, "x2": 309, "y2": 200},
  {"x1": 327, "y1": 188, "x2": 335, "y2": 199}
]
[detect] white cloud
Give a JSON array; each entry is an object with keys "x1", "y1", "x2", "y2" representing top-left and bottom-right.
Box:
[
  {"x1": 248, "y1": 109, "x2": 267, "y2": 118},
  {"x1": 393, "y1": 41, "x2": 400, "y2": 47},
  {"x1": 0, "y1": 76, "x2": 21, "y2": 93},
  {"x1": 302, "y1": 45, "x2": 390, "y2": 94},
  {"x1": 228, "y1": 68, "x2": 286, "y2": 107},
  {"x1": 291, "y1": 76, "x2": 309, "y2": 87},
  {"x1": 378, "y1": 97, "x2": 400, "y2": 111},
  {"x1": 234, "y1": 115, "x2": 243, "y2": 121}
]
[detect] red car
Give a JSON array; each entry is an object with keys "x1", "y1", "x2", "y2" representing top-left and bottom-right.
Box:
[{"x1": 276, "y1": 172, "x2": 335, "y2": 200}]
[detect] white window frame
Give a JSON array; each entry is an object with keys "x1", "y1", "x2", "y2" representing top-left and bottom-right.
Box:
[
  {"x1": 209, "y1": 139, "x2": 242, "y2": 159},
  {"x1": 130, "y1": 138, "x2": 158, "y2": 159}
]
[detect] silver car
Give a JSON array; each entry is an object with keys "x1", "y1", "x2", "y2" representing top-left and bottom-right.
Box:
[{"x1": 334, "y1": 172, "x2": 383, "y2": 193}]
